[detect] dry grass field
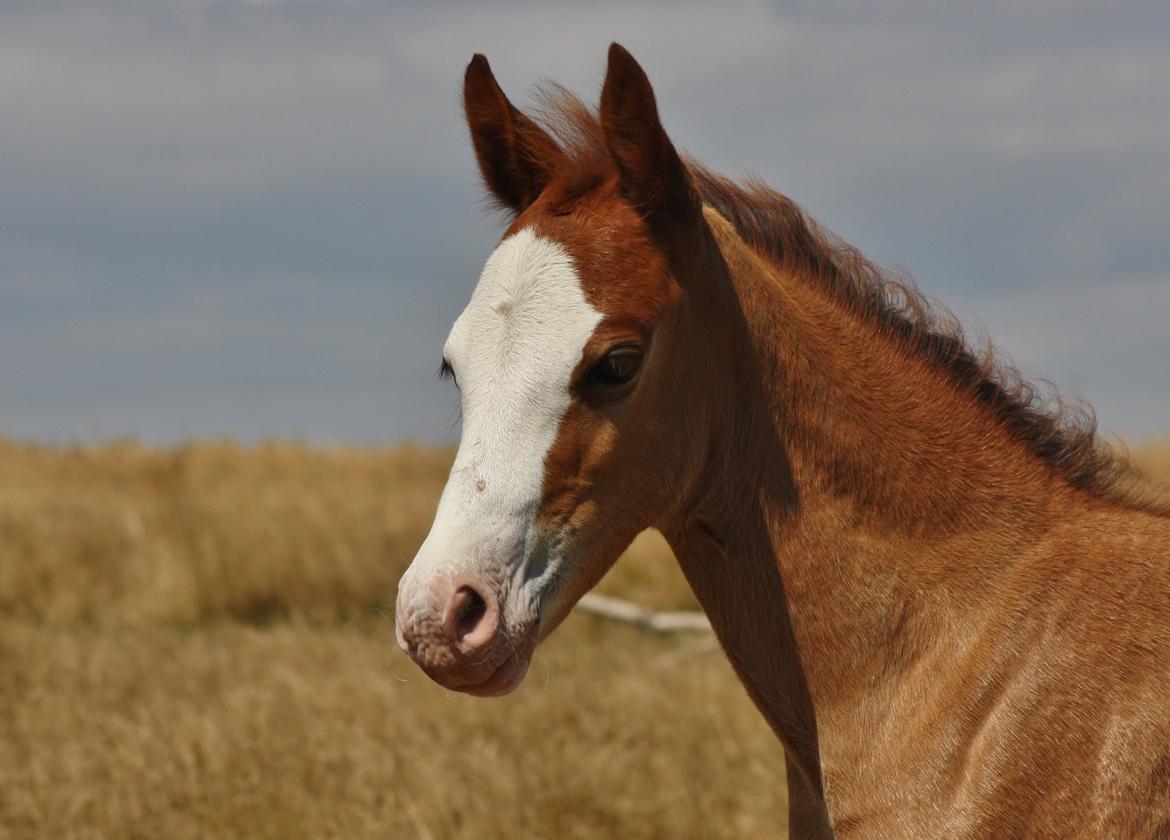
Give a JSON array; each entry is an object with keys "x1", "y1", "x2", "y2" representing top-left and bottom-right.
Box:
[{"x1": 2, "y1": 438, "x2": 1168, "y2": 839}]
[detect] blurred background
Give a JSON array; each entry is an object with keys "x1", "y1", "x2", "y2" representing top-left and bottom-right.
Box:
[
  {"x1": 3, "y1": 0, "x2": 1169, "y2": 443},
  {"x1": 1, "y1": 2, "x2": 1168, "y2": 838}
]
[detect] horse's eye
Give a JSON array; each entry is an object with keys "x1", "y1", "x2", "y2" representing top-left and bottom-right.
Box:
[{"x1": 587, "y1": 346, "x2": 644, "y2": 388}]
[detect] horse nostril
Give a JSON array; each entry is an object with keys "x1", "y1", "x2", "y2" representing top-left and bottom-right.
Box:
[
  {"x1": 437, "y1": 581, "x2": 499, "y2": 655},
  {"x1": 450, "y1": 585, "x2": 488, "y2": 640}
]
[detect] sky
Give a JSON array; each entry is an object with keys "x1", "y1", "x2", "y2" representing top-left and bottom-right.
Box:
[{"x1": 1, "y1": 1, "x2": 1168, "y2": 444}]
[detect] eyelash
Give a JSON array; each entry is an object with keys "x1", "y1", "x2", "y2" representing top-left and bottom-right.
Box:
[{"x1": 438, "y1": 359, "x2": 457, "y2": 386}]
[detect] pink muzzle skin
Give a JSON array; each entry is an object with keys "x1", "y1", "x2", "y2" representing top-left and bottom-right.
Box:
[{"x1": 396, "y1": 574, "x2": 535, "y2": 695}]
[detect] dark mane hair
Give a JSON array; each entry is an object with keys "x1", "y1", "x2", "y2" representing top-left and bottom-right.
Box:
[{"x1": 525, "y1": 89, "x2": 1168, "y2": 513}]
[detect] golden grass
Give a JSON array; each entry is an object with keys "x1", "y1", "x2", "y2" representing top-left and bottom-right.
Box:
[
  {"x1": 1, "y1": 438, "x2": 1167, "y2": 839},
  {"x1": 0, "y1": 439, "x2": 696, "y2": 626},
  {"x1": 0, "y1": 618, "x2": 783, "y2": 840},
  {"x1": 0, "y1": 439, "x2": 765, "y2": 840}
]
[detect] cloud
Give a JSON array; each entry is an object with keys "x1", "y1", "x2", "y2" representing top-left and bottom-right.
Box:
[{"x1": 0, "y1": 0, "x2": 1166, "y2": 442}]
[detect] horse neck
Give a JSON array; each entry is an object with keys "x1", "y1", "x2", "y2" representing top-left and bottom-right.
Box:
[{"x1": 659, "y1": 211, "x2": 1080, "y2": 801}]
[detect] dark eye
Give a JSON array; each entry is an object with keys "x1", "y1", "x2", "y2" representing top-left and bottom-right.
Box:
[{"x1": 587, "y1": 345, "x2": 644, "y2": 389}]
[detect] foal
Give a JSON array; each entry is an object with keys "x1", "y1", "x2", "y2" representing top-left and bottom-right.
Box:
[{"x1": 396, "y1": 45, "x2": 1170, "y2": 838}]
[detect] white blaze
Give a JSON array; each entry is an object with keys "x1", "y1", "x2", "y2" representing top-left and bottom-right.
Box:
[{"x1": 397, "y1": 228, "x2": 602, "y2": 633}]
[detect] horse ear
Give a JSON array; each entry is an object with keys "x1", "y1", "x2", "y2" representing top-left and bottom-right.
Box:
[
  {"x1": 464, "y1": 54, "x2": 564, "y2": 214},
  {"x1": 599, "y1": 44, "x2": 698, "y2": 230}
]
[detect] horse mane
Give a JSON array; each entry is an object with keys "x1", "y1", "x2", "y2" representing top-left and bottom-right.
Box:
[{"x1": 525, "y1": 88, "x2": 1170, "y2": 514}]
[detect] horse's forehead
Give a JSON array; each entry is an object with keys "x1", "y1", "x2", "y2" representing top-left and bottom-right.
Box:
[
  {"x1": 525, "y1": 205, "x2": 671, "y2": 321},
  {"x1": 446, "y1": 226, "x2": 600, "y2": 369},
  {"x1": 447, "y1": 208, "x2": 670, "y2": 368}
]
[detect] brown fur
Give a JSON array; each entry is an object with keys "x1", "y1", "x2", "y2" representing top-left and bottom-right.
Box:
[
  {"x1": 462, "y1": 45, "x2": 1170, "y2": 838},
  {"x1": 487, "y1": 75, "x2": 1170, "y2": 518}
]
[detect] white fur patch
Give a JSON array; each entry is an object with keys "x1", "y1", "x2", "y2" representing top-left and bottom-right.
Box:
[{"x1": 397, "y1": 228, "x2": 601, "y2": 632}]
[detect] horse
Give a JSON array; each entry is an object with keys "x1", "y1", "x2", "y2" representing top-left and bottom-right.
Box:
[{"x1": 395, "y1": 44, "x2": 1170, "y2": 838}]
